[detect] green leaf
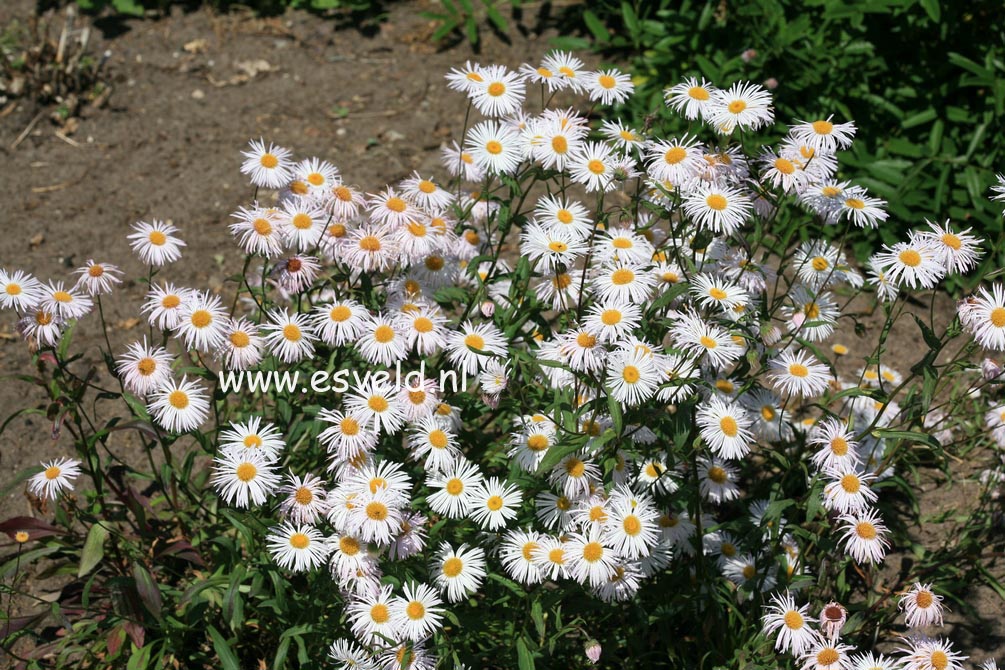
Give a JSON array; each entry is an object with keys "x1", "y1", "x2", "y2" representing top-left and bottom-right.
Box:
[
  {"x1": 583, "y1": 10, "x2": 609, "y2": 43},
  {"x1": 917, "y1": 0, "x2": 940, "y2": 22},
  {"x1": 78, "y1": 523, "x2": 109, "y2": 577},
  {"x1": 516, "y1": 636, "x2": 536, "y2": 670},
  {"x1": 207, "y1": 625, "x2": 241, "y2": 670},
  {"x1": 132, "y1": 562, "x2": 163, "y2": 620},
  {"x1": 531, "y1": 599, "x2": 546, "y2": 639}
]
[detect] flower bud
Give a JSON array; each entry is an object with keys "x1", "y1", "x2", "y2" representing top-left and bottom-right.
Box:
[{"x1": 585, "y1": 640, "x2": 602, "y2": 664}]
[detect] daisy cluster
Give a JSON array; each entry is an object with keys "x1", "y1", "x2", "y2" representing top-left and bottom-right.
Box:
[
  {"x1": 762, "y1": 584, "x2": 991, "y2": 670},
  {"x1": 5, "y1": 51, "x2": 1005, "y2": 669}
]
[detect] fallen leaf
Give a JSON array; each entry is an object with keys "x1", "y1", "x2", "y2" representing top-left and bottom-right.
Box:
[
  {"x1": 183, "y1": 38, "x2": 208, "y2": 54},
  {"x1": 29, "y1": 233, "x2": 45, "y2": 249},
  {"x1": 115, "y1": 318, "x2": 141, "y2": 330}
]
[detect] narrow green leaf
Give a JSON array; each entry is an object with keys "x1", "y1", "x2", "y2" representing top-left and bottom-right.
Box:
[
  {"x1": 516, "y1": 636, "x2": 536, "y2": 670},
  {"x1": 78, "y1": 523, "x2": 109, "y2": 577},
  {"x1": 207, "y1": 625, "x2": 241, "y2": 670}
]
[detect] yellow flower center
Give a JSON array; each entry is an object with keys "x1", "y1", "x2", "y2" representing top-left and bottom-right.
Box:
[
  {"x1": 260, "y1": 153, "x2": 279, "y2": 168},
  {"x1": 707, "y1": 466, "x2": 727, "y2": 484},
  {"x1": 598, "y1": 74, "x2": 616, "y2": 89},
  {"x1": 565, "y1": 458, "x2": 585, "y2": 478},
  {"x1": 899, "y1": 249, "x2": 922, "y2": 267},
  {"x1": 705, "y1": 194, "x2": 728, "y2": 211},
  {"x1": 161, "y1": 294, "x2": 180, "y2": 309},
  {"x1": 831, "y1": 437, "x2": 849, "y2": 456},
  {"x1": 719, "y1": 416, "x2": 738, "y2": 437},
  {"x1": 549, "y1": 240, "x2": 569, "y2": 253},
  {"x1": 991, "y1": 307, "x2": 1005, "y2": 328},
  {"x1": 587, "y1": 159, "x2": 606, "y2": 175},
  {"x1": 229, "y1": 331, "x2": 250, "y2": 348},
  {"x1": 340, "y1": 417, "x2": 360, "y2": 436},
  {"x1": 622, "y1": 515, "x2": 641, "y2": 536},
  {"x1": 368, "y1": 395, "x2": 389, "y2": 412},
  {"x1": 582, "y1": 541, "x2": 604, "y2": 562},
  {"x1": 728, "y1": 100, "x2": 747, "y2": 114},
  {"x1": 487, "y1": 81, "x2": 506, "y2": 97},
  {"x1": 761, "y1": 406, "x2": 776, "y2": 421},
  {"x1": 149, "y1": 231, "x2": 167, "y2": 246},
  {"x1": 622, "y1": 365, "x2": 640, "y2": 383},
  {"x1": 190, "y1": 309, "x2": 212, "y2": 328},
  {"x1": 699, "y1": 335, "x2": 718, "y2": 349},
  {"x1": 5, "y1": 284, "x2": 21, "y2": 296},
  {"x1": 428, "y1": 429, "x2": 448, "y2": 449},
  {"x1": 940, "y1": 233, "x2": 961, "y2": 250},
  {"x1": 236, "y1": 462, "x2": 257, "y2": 482},
  {"x1": 811, "y1": 257, "x2": 829, "y2": 271},
  {"x1": 405, "y1": 601, "x2": 425, "y2": 620},
  {"x1": 845, "y1": 197, "x2": 865, "y2": 210},
  {"x1": 370, "y1": 603, "x2": 389, "y2": 623},
  {"x1": 464, "y1": 333, "x2": 485, "y2": 350},
  {"x1": 812, "y1": 120, "x2": 834, "y2": 135},
  {"x1": 243, "y1": 434, "x2": 262, "y2": 448},
  {"x1": 485, "y1": 140, "x2": 503, "y2": 155},
  {"x1": 53, "y1": 290, "x2": 72, "y2": 303},
  {"x1": 442, "y1": 557, "x2": 464, "y2": 577},
  {"x1": 365, "y1": 501, "x2": 388, "y2": 521},
  {"x1": 664, "y1": 146, "x2": 687, "y2": 164},
  {"x1": 289, "y1": 532, "x2": 310, "y2": 549},
  {"x1": 783, "y1": 610, "x2": 804, "y2": 629},
  {"x1": 44, "y1": 465, "x2": 61, "y2": 480},
  {"x1": 789, "y1": 363, "x2": 809, "y2": 378},
  {"x1": 283, "y1": 324, "x2": 301, "y2": 342},
  {"x1": 841, "y1": 473, "x2": 861, "y2": 493},
  {"x1": 709, "y1": 287, "x2": 727, "y2": 301},
  {"x1": 551, "y1": 135, "x2": 568, "y2": 154},
  {"x1": 137, "y1": 357, "x2": 157, "y2": 376},
  {"x1": 916, "y1": 590, "x2": 934, "y2": 608},
  {"x1": 359, "y1": 235, "x2": 382, "y2": 252},
  {"x1": 527, "y1": 434, "x2": 549, "y2": 452},
  {"x1": 610, "y1": 268, "x2": 634, "y2": 285},
  {"x1": 548, "y1": 547, "x2": 565, "y2": 564},
  {"x1": 292, "y1": 213, "x2": 313, "y2": 230},
  {"x1": 486, "y1": 495, "x2": 504, "y2": 511},
  {"x1": 446, "y1": 478, "x2": 464, "y2": 495},
  {"x1": 774, "y1": 158, "x2": 795, "y2": 174},
  {"x1": 374, "y1": 324, "x2": 395, "y2": 343},
  {"x1": 294, "y1": 486, "x2": 314, "y2": 505},
  {"x1": 168, "y1": 390, "x2": 189, "y2": 409},
  {"x1": 855, "y1": 521, "x2": 877, "y2": 540},
  {"x1": 688, "y1": 86, "x2": 710, "y2": 100},
  {"x1": 817, "y1": 648, "x2": 839, "y2": 666}
]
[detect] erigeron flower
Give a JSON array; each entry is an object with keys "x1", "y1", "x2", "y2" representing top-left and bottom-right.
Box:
[
  {"x1": 645, "y1": 135, "x2": 705, "y2": 185},
  {"x1": 318, "y1": 409, "x2": 376, "y2": 461},
  {"x1": 434, "y1": 542, "x2": 487, "y2": 603},
  {"x1": 276, "y1": 199, "x2": 328, "y2": 251},
  {"x1": 606, "y1": 345, "x2": 661, "y2": 407},
  {"x1": 520, "y1": 221, "x2": 587, "y2": 272},
  {"x1": 801, "y1": 641, "x2": 855, "y2": 670},
  {"x1": 389, "y1": 511, "x2": 427, "y2": 562},
  {"x1": 603, "y1": 486, "x2": 660, "y2": 559},
  {"x1": 468, "y1": 64, "x2": 526, "y2": 117},
  {"x1": 541, "y1": 51, "x2": 587, "y2": 92},
  {"x1": 211, "y1": 448, "x2": 281, "y2": 507},
  {"x1": 899, "y1": 582, "x2": 945, "y2": 628},
  {"x1": 116, "y1": 338, "x2": 174, "y2": 397},
  {"x1": 917, "y1": 219, "x2": 984, "y2": 274},
  {"x1": 595, "y1": 227, "x2": 653, "y2": 266},
  {"x1": 697, "y1": 456, "x2": 741, "y2": 503},
  {"x1": 549, "y1": 453, "x2": 601, "y2": 500},
  {"x1": 142, "y1": 283, "x2": 192, "y2": 331},
  {"x1": 148, "y1": 376, "x2": 210, "y2": 433},
  {"x1": 600, "y1": 119, "x2": 644, "y2": 153},
  {"x1": 390, "y1": 582, "x2": 445, "y2": 642},
  {"x1": 670, "y1": 309, "x2": 743, "y2": 369},
  {"x1": 762, "y1": 590, "x2": 821, "y2": 655},
  {"x1": 873, "y1": 238, "x2": 945, "y2": 289},
  {"x1": 442, "y1": 140, "x2": 485, "y2": 182},
  {"x1": 568, "y1": 140, "x2": 618, "y2": 192},
  {"x1": 426, "y1": 459, "x2": 483, "y2": 519},
  {"x1": 0, "y1": 269, "x2": 44, "y2": 311},
  {"x1": 230, "y1": 205, "x2": 285, "y2": 257},
  {"x1": 40, "y1": 281, "x2": 93, "y2": 320},
  {"x1": 220, "y1": 416, "x2": 286, "y2": 462},
  {"x1": 534, "y1": 194, "x2": 593, "y2": 240},
  {"x1": 769, "y1": 349, "x2": 832, "y2": 397},
  {"x1": 783, "y1": 285, "x2": 839, "y2": 342},
  {"x1": 345, "y1": 223, "x2": 399, "y2": 273},
  {"x1": 961, "y1": 283, "x2": 1005, "y2": 351},
  {"x1": 277, "y1": 471, "x2": 330, "y2": 525},
  {"x1": 356, "y1": 312, "x2": 408, "y2": 367},
  {"x1": 500, "y1": 530, "x2": 544, "y2": 585},
  {"x1": 445, "y1": 60, "x2": 485, "y2": 93},
  {"x1": 128, "y1": 220, "x2": 186, "y2": 266},
  {"x1": 664, "y1": 77, "x2": 717, "y2": 120},
  {"x1": 823, "y1": 467, "x2": 878, "y2": 514},
  {"x1": 683, "y1": 184, "x2": 752, "y2": 236},
  {"x1": 267, "y1": 522, "x2": 329, "y2": 572},
  {"x1": 261, "y1": 308, "x2": 317, "y2": 364},
  {"x1": 564, "y1": 529, "x2": 619, "y2": 587},
  {"x1": 696, "y1": 395, "x2": 754, "y2": 459},
  {"x1": 29, "y1": 458, "x2": 81, "y2": 501},
  {"x1": 18, "y1": 308, "x2": 63, "y2": 347},
  {"x1": 219, "y1": 317, "x2": 264, "y2": 370},
  {"x1": 468, "y1": 477, "x2": 523, "y2": 531},
  {"x1": 898, "y1": 637, "x2": 967, "y2": 670},
  {"x1": 176, "y1": 290, "x2": 228, "y2": 352},
  {"x1": 583, "y1": 68, "x2": 634, "y2": 105},
  {"x1": 447, "y1": 320, "x2": 508, "y2": 375},
  {"x1": 809, "y1": 417, "x2": 860, "y2": 472},
  {"x1": 241, "y1": 138, "x2": 293, "y2": 189},
  {"x1": 294, "y1": 157, "x2": 339, "y2": 194},
  {"x1": 790, "y1": 116, "x2": 856, "y2": 153},
  {"x1": 408, "y1": 416, "x2": 460, "y2": 472},
  {"x1": 707, "y1": 81, "x2": 774, "y2": 133},
  {"x1": 591, "y1": 261, "x2": 657, "y2": 304},
  {"x1": 690, "y1": 273, "x2": 749, "y2": 312},
  {"x1": 839, "y1": 187, "x2": 888, "y2": 229},
  {"x1": 347, "y1": 584, "x2": 395, "y2": 644},
  {"x1": 465, "y1": 120, "x2": 524, "y2": 175},
  {"x1": 73, "y1": 260, "x2": 123, "y2": 296},
  {"x1": 312, "y1": 299, "x2": 366, "y2": 347},
  {"x1": 839, "y1": 508, "x2": 890, "y2": 564}
]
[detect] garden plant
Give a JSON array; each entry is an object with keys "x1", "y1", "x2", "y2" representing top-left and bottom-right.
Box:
[{"x1": 2, "y1": 49, "x2": 1005, "y2": 669}]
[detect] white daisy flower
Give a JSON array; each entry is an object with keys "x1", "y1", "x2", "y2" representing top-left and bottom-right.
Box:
[
  {"x1": 644, "y1": 135, "x2": 705, "y2": 185},
  {"x1": 898, "y1": 637, "x2": 967, "y2": 670},
  {"x1": 800, "y1": 641, "x2": 855, "y2": 670},
  {"x1": 534, "y1": 194, "x2": 593, "y2": 240},
  {"x1": 549, "y1": 453, "x2": 600, "y2": 500},
  {"x1": 40, "y1": 281, "x2": 93, "y2": 320},
  {"x1": 446, "y1": 320, "x2": 508, "y2": 376},
  {"x1": 277, "y1": 471, "x2": 330, "y2": 525},
  {"x1": 707, "y1": 81, "x2": 774, "y2": 133},
  {"x1": 808, "y1": 418, "x2": 860, "y2": 472},
  {"x1": 312, "y1": 299, "x2": 366, "y2": 348},
  {"x1": 664, "y1": 77, "x2": 717, "y2": 120},
  {"x1": 541, "y1": 51, "x2": 587, "y2": 92},
  {"x1": 426, "y1": 459, "x2": 483, "y2": 519},
  {"x1": 72, "y1": 260, "x2": 123, "y2": 296},
  {"x1": 116, "y1": 338, "x2": 174, "y2": 397},
  {"x1": 961, "y1": 283, "x2": 1005, "y2": 351},
  {"x1": 293, "y1": 157, "x2": 339, "y2": 194},
  {"x1": 468, "y1": 477, "x2": 522, "y2": 530},
  {"x1": 840, "y1": 187, "x2": 888, "y2": 229},
  {"x1": 823, "y1": 467, "x2": 878, "y2": 514},
  {"x1": 790, "y1": 116, "x2": 856, "y2": 153},
  {"x1": 838, "y1": 508, "x2": 890, "y2": 564},
  {"x1": 591, "y1": 262, "x2": 657, "y2": 304},
  {"x1": 230, "y1": 205, "x2": 285, "y2": 257},
  {"x1": 683, "y1": 184, "x2": 752, "y2": 236},
  {"x1": 29, "y1": 458, "x2": 82, "y2": 501},
  {"x1": 147, "y1": 376, "x2": 210, "y2": 433},
  {"x1": 568, "y1": 140, "x2": 618, "y2": 192},
  {"x1": 441, "y1": 140, "x2": 485, "y2": 182},
  {"x1": 388, "y1": 586, "x2": 445, "y2": 648},
  {"x1": 211, "y1": 448, "x2": 281, "y2": 507},
  {"x1": 583, "y1": 68, "x2": 634, "y2": 105},
  {"x1": 142, "y1": 283, "x2": 193, "y2": 331},
  {"x1": 347, "y1": 584, "x2": 396, "y2": 644},
  {"x1": 606, "y1": 345, "x2": 661, "y2": 407},
  {"x1": 241, "y1": 138, "x2": 293, "y2": 189},
  {"x1": 433, "y1": 542, "x2": 487, "y2": 603},
  {"x1": 500, "y1": 530, "x2": 543, "y2": 585},
  {"x1": 0, "y1": 269, "x2": 44, "y2": 311},
  {"x1": 465, "y1": 120, "x2": 524, "y2": 175},
  {"x1": 761, "y1": 590, "x2": 821, "y2": 655},
  {"x1": 916, "y1": 219, "x2": 984, "y2": 275},
  {"x1": 219, "y1": 416, "x2": 286, "y2": 462},
  {"x1": 697, "y1": 395, "x2": 754, "y2": 459},
  {"x1": 469, "y1": 64, "x2": 526, "y2": 117},
  {"x1": 564, "y1": 529, "x2": 618, "y2": 587},
  {"x1": 261, "y1": 308, "x2": 317, "y2": 364},
  {"x1": 602, "y1": 486, "x2": 660, "y2": 559},
  {"x1": 17, "y1": 308, "x2": 63, "y2": 348},
  {"x1": 128, "y1": 220, "x2": 186, "y2": 266},
  {"x1": 872, "y1": 238, "x2": 945, "y2": 289},
  {"x1": 219, "y1": 318, "x2": 264, "y2": 370},
  {"x1": 899, "y1": 582, "x2": 945, "y2": 628},
  {"x1": 176, "y1": 290, "x2": 228, "y2": 352},
  {"x1": 769, "y1": 349, "x2": 832, "y2": 397},
  {"x1": 697, "y1": 456, "x2": 740, "y2": 504},
  {"x1": 266, "y1": 522, "x2": 329, "y2": 572}
]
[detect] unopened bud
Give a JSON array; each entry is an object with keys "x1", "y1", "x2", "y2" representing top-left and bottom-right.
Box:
[
  {"x1": 585, "y1": 640, "x2": 601, "y2": 664},
  {"x1": 480, "y1": 300, "x2": 495, "y2": 318},
  {"x1": 983, "y1": 358, "x2": 1004, "y2": 382}
]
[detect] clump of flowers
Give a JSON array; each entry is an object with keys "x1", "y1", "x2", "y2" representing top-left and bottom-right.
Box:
[{"x1": 2, "y1": 53, "x2": 1004, "y2": 669}]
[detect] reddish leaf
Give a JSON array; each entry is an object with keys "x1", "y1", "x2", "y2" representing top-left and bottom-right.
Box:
[
  {"x1": 123, "y1": 621, "x2": 145, "y2": 648},
  {"x1": 0, "y1": 516, "x2": 63, "y2": 541}
]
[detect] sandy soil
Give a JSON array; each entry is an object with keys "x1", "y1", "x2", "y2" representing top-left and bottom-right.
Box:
[{"x1": 0, "y1": 0, "x2": 1002, "y2": 664}]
